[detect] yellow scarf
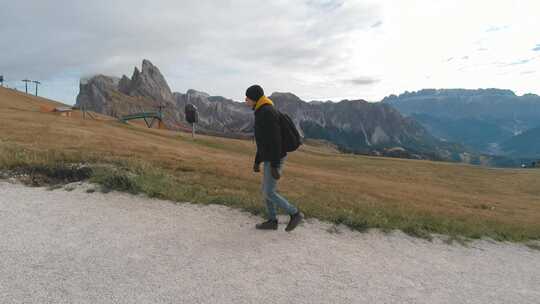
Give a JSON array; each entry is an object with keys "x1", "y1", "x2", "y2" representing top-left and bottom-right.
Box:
[{"x1": 254, "y1": 95, "x2": 274, "y2": 111}]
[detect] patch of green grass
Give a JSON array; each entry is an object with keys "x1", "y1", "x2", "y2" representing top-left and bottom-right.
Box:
[
  {"x1": 87, "y1": 163, "x2": 266, "y2": 219},
  {"x1": 47, "y1": 184, "x2": 63, "y2": 191},
  {"x1": 526, "y1": 243, "x2": 540, "y2": 251},
  {"x1": 90, "y1": 167, "x2": 141, "y2": 194}
]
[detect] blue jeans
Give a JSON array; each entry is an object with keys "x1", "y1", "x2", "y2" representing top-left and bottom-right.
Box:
[{"x1": 262, "y1": 157, "x2": 298, "y2": 220}]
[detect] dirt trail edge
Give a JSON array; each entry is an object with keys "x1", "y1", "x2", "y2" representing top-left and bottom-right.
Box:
[{"x1": 1, "y1": 181, "x2": 539, "y2": 304}]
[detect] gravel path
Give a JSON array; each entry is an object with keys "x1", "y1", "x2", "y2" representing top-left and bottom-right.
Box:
[{"x1": 1, "y1": 181, "x2": 539, "y2": 304}]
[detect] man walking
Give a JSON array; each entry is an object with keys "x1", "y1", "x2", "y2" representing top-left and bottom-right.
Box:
[{"x1": 245, "y1": 84, "x2": 304, "y2": 232}]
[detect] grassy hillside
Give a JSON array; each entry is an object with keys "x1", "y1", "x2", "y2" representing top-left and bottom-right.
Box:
[{"x1": 1, "y1": 87, "x2": 540, "y2": 242}]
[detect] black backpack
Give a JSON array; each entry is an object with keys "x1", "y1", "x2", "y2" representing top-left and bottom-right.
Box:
[{"x1": 278, "y1": 111, "x2": 302, "y2": 152}]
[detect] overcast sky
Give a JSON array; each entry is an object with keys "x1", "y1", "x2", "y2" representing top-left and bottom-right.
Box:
[{"x1": 1, "y1": 0, "x2": 539, "y2": 104}]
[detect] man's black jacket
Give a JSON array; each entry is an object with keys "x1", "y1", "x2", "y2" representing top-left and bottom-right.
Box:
[{"x1": 254, "y1": 104, "x2": 287, "y2": 168}]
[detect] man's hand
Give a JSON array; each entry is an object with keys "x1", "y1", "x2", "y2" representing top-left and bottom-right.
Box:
[
  {"x1": 253, "y1": 163, "x2": 261, "y2": 173},
  {"x1": 271, "y1": 167, "x2": 281, "y2": 180}
]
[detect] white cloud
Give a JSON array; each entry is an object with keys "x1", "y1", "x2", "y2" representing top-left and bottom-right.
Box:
[{"x1": 0, "y1": 0, "x2": 539, "y2": 104}]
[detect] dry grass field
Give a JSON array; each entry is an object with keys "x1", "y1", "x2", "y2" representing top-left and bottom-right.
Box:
[{"x1": 1, "y1": 86, "x2": 539, "y2": 242}]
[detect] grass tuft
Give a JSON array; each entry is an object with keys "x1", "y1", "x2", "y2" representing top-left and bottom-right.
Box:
[
  {"x1": 526, "y1": 243, "x2": 540, "y2": 251},
  {"x1": 90, "y1": 168, "x2": 141, "y2": 194}
]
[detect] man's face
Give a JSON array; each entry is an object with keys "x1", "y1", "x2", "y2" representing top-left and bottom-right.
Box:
[{"x1": 245, "y1": 97, "x2": 255, "y2": 108}]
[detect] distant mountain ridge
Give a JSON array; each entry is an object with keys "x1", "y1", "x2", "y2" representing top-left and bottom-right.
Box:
[
  {"x1": 76, "y1": 59, "x2": 467, "y2": 162},
  {"x1": 269, "y1": 92, "x2": 465, "y2": 160},
  {"x1": 383, "y1": 89, "x2": 540, "y2": 157}
]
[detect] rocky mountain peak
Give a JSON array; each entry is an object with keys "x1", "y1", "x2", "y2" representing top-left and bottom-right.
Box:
[
  {"x1": 102, "y1": 59, "x2": 173, "y2": 103},
  {"x1": 141, "y1": 59, "x2": 154, "y2": 71},
  {"x1": 132, "y1": 67, "x2": 140, "y2": 79},
  {"x1": 76, "y1": 74, "x2": 120, "y2": 115},
  {"x1": 118, "y1": 75, "x2": 131, "y2": 94},
  {"x1": 270, "y1": 92, "x2": 303, "y2": 102},
  {"x1": 186, "y1": 89, "x2": 211, "y2": 99},
  {"x1": 127, "y1": 59, "x2": 173, "y2": 102}
]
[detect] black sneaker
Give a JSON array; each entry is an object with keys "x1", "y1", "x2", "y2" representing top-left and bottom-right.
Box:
[
  {"x1": 285, "y1": 212, "x2": 304, "y2": 232},
  {"x1": 256, "y1": 219, "x2": 278, "y2": 230}
]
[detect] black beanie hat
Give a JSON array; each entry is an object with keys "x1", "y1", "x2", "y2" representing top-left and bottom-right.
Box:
[{"x1": 246, "y1": 85, "x2": 264, "y2": 102}]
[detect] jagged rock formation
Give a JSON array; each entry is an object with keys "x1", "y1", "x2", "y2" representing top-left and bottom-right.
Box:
[
  {"x1": 77, "y1": 75, "x2": 122, "y2": 115},
  {"x1": 118, "y1": 60, "x2": 174, "y2": 103},
  {"x1": 76, "y1": 60, "x2": 468, "y2": 161}
]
